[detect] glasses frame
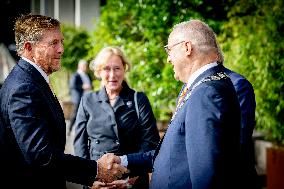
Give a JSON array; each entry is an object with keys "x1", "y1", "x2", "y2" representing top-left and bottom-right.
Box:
[{"x1": 164, "y1": 40, "x2": 186, "y2": 54}]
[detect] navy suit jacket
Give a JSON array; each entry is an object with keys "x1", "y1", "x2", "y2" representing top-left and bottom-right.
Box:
[
  {"x1": 224, "y1": 67, "x2": 258, "y2": 188},
  {"x1": 0, "y1": 59, "x2": 97, "y2": 189},
  {"x1": 74, "y1": 82, "x2": 159, "y2": 161},
  {"x1": 127, "y1": 65, "x2": 243, "y2": 189},
  {"x1": 224, "y1": 67, "x2": 256, "y2": 147}
]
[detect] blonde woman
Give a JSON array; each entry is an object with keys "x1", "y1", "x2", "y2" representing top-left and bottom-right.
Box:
[{"x1": 74, "y1": 46, "x2": 160, "y2": 188}]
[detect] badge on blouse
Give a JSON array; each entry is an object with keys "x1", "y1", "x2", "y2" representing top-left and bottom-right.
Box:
[{"x1": 126, "y1": 101, "x2": 132, "y2": 108}]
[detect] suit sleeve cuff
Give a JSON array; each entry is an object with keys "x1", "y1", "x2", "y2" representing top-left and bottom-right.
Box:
[{"x1": 120, "y1": 155, "x2": 128, "y2": 167}]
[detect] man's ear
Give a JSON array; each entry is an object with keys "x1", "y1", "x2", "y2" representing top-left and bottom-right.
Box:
[
  {"x1": 24, "y1": 42, "x2": 32, "y2": 51},
  {"x1": 185, "y1": 41, "x2": 192, "y2": 56}
]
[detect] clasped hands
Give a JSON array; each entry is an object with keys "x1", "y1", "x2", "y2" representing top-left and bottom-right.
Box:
[{"x1": 94, "y1": 153, "x2": 136, "y2": 189}]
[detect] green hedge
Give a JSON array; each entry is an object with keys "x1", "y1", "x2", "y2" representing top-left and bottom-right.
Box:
[
  {"x1": 86, "y1": 0, "x2": 232, "y2": 121},
  {"x1": 58, "y1": 0, "x2": 284, "y2": 144},
  {"x1": 220, "y1": 0, "x2": 284, "y2": 144}
]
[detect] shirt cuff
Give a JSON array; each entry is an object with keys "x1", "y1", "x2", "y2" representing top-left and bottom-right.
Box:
[{"x1": 120, "y1": 155, "x2": 128, "y2": 167}]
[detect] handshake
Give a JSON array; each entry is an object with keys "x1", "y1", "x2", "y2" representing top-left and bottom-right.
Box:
[{"x1": 93, "y1": 153, "x2": 137, "y2": 189}]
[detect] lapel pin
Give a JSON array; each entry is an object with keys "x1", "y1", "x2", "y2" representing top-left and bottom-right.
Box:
[{"x1": 126, "y1": 101, "x2": 132, "y2": 108}]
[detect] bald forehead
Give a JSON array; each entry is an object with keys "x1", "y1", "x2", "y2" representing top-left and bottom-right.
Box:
[
  {"x1": 168, "y1": 29, "x2": 184, "y2": 43},
  {"x1": 168, "y1": 21, "x2": 192, "y2": 42},
  {"x1": 173, "y1": 20, "x2": 205, "y2": 32},
  {"x1": 169, "y1": 20, "x2": 215, "y2": 43}
]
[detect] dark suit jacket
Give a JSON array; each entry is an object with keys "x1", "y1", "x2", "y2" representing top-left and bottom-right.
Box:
[
  {"x1": 0, "y1": 59, "x2": 97, "y2": 189},
  {"x1": 224, "y1": 67, "x2": 256, "y2": 146},
  {"x1": 224, "y1": 67, "x2": 258, "y2": 188},
  {"x1": 69, "y1": 72, "x2": 92, "y2": 105},
  {"x1": 74, "y1": 81, "x2": 160, "y2": 160},
  {"x1": 127, "y1": 65, "x2": 243, "y2": 189},
  {"x1": 74, "y1": 81, "x2": 160, "y2": 188}
]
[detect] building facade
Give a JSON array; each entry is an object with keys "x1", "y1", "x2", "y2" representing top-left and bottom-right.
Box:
[{"x1": 30, "y1": 0, "x2": 101, "y2": 31}]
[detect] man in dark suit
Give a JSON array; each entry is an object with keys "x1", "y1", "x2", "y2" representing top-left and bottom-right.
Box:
[
  {"x1": 101, "y1": 19, "x2": 254, "y2": 189},
  {"x1": 0, "y1": 14, "x2": 125, "y2": 189},
  {"x1": 68, "y1": 59, "x2": 92, "y2": 135},
  {"x1": 223, "y1": 67, "x2": 259, "y2": 188}
]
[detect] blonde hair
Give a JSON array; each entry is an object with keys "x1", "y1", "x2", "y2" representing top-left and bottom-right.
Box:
[
  {"x1": 14, "y1": 14, "x2": 60, "y2": 56},
  {"x1": 90, "y1": 46, "x2": 130, "y2": 79}
]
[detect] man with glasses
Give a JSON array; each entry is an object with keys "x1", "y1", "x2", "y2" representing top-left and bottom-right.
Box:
[
  {"x1": 165, "y1": 27, "x2": 258, "y2": 189},
  {"x1": 96, "y1": 19, "x2": 255, "y2": 189}
]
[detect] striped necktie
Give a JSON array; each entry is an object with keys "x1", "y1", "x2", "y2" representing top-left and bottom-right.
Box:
[{"x1": 177, "y1": 86, "x2": 189, "y2": 108}]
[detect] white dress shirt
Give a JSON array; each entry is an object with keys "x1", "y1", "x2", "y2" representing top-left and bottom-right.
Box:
[
  {"x1": 186, "y1": 62, "x2": 218, "y2": 89},
  {"x1": 22, "y1": 57, "x2": 49, "y2": 84}
]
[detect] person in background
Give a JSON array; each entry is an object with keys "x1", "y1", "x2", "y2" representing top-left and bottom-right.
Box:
[
  {"x1": 214, "y1": 47, "x2": 258, "y2": 188},
  {"x1": 100, "y1": 19, "x2": 252, "y2": 189},
  {"x1": 74, "y1": 46, "x2": 160, "y2": 189},
  {"x1": 69, "y1": 59, "x2": 92, "y2": 135},
  {"x1": 222, "y1": 66, "x2": 259, "y2": 189},
  {"x1": 0, "y1": 14, "x2": 126, "y2": 189}
]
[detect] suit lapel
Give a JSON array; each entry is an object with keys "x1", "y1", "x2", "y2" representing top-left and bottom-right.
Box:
[
  {"x1": 17, "y1": 59, "x2": 66, "y2": 129},
  {"x1": 97, "y1": 87, "x2": 119, "y2": 138},
  {"x1": 189, "y1": 64, "x2": 223, "y2": 90},
  {"x1": 154, "y1": 65, "x2": 226, "y2": 161},
  {"x1": 112, "y1": 81, "x2": 132, "y2": 112}
]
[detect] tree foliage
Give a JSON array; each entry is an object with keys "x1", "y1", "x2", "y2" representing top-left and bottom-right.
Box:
[
  {"x1": 61, "y1": 24, "x2": 91, "y2": 72},
  {"x1": 50, "y1": 24, "x2": 92, "y2": 100},
  {"x1": 220, "y1": 0, "x2": 284, "y2": 144},
  {"x1": 59, "y1": 0, "x2": 284, "y2": 144},
  {"x1": 88, "y1": 0, "x2": 234, "y2": 121}
]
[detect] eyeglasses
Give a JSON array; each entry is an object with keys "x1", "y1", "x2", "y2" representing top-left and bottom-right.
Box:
[{"x1": 164, "y1": 41, "x2": 186, "y2": 54}]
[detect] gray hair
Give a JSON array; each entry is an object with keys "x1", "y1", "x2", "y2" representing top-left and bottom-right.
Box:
[
  {"x1": 89, "y1": 46, "x2": 130, "y2": 79},
  {"x1": 172, "y1": 19, "x2": 224, "y2": 62},
  {"x1": 78, "y1": 59, "x2": 88, "y2": 66}
]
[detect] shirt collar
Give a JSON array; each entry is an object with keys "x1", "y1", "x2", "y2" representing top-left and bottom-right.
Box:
[
  {"x1": 21, "y1": 57, "x2": 49, "y2": 84},
  {"x1": 186, "y1": 62, "x2": 218, "y2": 88}
]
